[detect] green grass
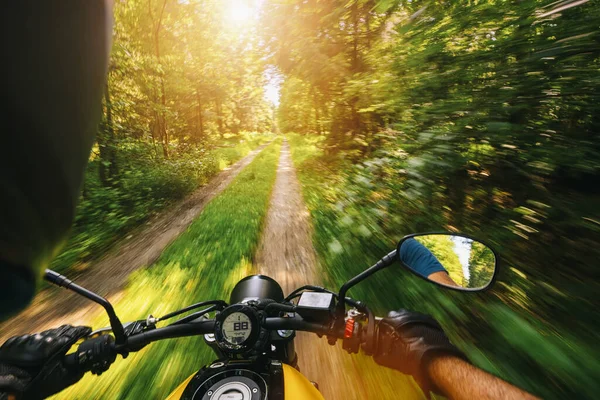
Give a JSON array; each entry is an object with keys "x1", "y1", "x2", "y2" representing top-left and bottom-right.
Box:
[
  {"x1": 55, "y1": 139, "x2": 281, "y2": 399},
  {"x1": 286, "y1": 133, "x2": 427, "y2": 399},
  {"x1": 52, "y1": 133, "x2": 274, "y2": 275},
  {"x1": 211, "y1": 131, "x2": 274, "y2": 171},
  {"x1": 286, "y1": 133, "x2": 397, "y2": 298},
  {"x1": 286, "y1": 133, "x2": 600, "y2": 399}
]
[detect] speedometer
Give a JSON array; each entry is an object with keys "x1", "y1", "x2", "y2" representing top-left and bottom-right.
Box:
[
  {"x1": 214, "y1": 304, "x2": 260, "y2": 353},
  {"x1": 222, "y1": 312, "x2": 252, "y2": 345}
]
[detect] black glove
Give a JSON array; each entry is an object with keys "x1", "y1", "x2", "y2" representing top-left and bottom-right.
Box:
[
  {"x1": 374, "y1": 309, "x2": 467, "y2": 396},
  {"x1": 0, "y1": 325, "x2": 91, "y2": 400}
]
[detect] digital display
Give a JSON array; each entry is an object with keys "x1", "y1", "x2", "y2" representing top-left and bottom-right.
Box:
[
  {"x1": 233, "y1": 322, "x2": 249, "y2": 331},
  {"x1": 222, "y1": 312, "x2": 252, "y2": 345}
]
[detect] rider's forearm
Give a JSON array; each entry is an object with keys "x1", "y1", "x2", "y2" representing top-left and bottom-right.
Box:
[{"x1": 426, "y1": 355, "x2": 539, "y2": 400}]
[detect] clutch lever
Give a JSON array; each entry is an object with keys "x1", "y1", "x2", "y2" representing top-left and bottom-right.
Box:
[
  {"x1": 88, "y1": 317, "x2": 157, "y2": 338},
  {"x1": 89, "y1": 326, "x2": 112, "y2": 337}
]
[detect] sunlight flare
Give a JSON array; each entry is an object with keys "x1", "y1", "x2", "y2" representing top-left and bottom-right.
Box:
[{"x1": 225, "y1": 0, "x2": 256, "y2": 23}]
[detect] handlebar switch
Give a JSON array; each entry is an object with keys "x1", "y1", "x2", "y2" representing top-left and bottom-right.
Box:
[
  {"x1": 342, "y1": 318, "x2": 361, "y2": 354},
  {"x1": 296, "y1": 292, "x2": 334, "y2": 322},
  {"x1": 68, "y1": 335, "x2": 117, "y2": 375}
]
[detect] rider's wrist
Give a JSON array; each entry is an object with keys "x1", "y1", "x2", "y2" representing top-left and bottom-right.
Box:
[{"x1": 424, "y1": 353, "x2": 467, "y2": 396}]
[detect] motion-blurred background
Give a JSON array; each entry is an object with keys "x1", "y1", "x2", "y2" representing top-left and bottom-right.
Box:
[{"x1": 2, "y1": 0, "x2": 598, "y2": 398}]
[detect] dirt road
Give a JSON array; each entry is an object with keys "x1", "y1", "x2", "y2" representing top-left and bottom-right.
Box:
[
  {"x1": 0, "y1": 139, "x2": 422, "y2": 399},
  {"x1": 0, "y1": 145, "x2": 268, "y2": 342},
  {"x1": 255, "y1": 140, "x2": 422, "y2": 400}
]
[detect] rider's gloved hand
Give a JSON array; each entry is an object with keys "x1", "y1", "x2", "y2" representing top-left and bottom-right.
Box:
[
  {"x1": 374, "y1": 309, "x2": 467, "y2": 397},
  {"x1": 0, "y1": 325, "x2": 91, "y2": 399}
]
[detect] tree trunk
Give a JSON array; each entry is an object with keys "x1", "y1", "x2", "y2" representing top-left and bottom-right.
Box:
[
  {"x1": 160, "y1": 77, "x2": 169, "y2": 158},
  {"x1": 216, "y1": 98, "x2": 224, "y2": 137},
  {"x1": 312, "y1": 88, "x2": 322, "y2": 135},
  {"x1": 349, "y1": 0, "x2": 361, "y2": 141},
  {"x1": 149, "y1": 0, "x2": 169, "y2": 158},
  {"x1": 149, "y1": 119, "x2": 158, "y2": 157},
  {"x1": 196, "y1": 90, "x2": 204, "y2": 141},
  {"x1": 351, "y1": 0, "x2": 359, "y2": 73},
  {"x1": 365, "y1": 10, "x2": 371, "y2": 49},
  {"x1": 98, "y1": 81, "x2": 118, "y2": 187}
]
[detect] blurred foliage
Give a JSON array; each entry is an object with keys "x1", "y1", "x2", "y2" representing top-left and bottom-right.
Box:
[
  {"x1": 410, "y1": 236, "x2": 496, "y2": 288},
  {"x1": 468, "y1": 240, "x2": 496, "y2": 289},
  {"x1": 52, "y1": 133, "x2": 270, "y2": 274},
  {"x1": 55, "y1": 141, "x2": 281, "y2": 399},
  {"x1": 40, "y1": 0, "x2": 600, "y2": 397},
  {"x1": 52, "y1": 0, "x2": 278, "y2": 274},
  {"x1": 413, "y1": 235, "x2": 464, "y2": 285},
  {"x1": 275, "y1": 0, "x2": 600, "y2": 398},
  {"x1": 289, "y1": 127, "x2": 599, "y2": 399}
]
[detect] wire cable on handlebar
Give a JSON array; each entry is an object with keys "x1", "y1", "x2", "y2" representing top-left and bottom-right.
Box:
[
  {"x1": 157, "y1": 300, "x2": 227, "y2": 322},
  {"x1": 124, "y1": 320, "x2": 216, "y2": 350},
  {"x1": 169, "y1": 305, "x2": 219, "y2": 326},
  {"x1": 283, "y1": 285, "x2": 377, "y2": 352},
  {"x1": 264, "y1": 302, "x2": 296, "y2": 315},
  {"x1": 284, "y1": 285, "x2": 333, "y2": 302},
  {"x1": 285, "y1": 287, "x2": 367, "y2": 313}
]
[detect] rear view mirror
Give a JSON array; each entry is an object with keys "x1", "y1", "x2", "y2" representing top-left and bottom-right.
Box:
[{"x1": 397, "y1": 233, "x2": 497, "y2": 291}]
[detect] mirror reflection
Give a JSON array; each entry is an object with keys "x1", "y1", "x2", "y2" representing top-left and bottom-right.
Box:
[{"x1": 398, "y1": 234, "x2": 496, "y2": 290}]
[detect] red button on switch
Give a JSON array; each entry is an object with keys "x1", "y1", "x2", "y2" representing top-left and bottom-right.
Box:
[{"x1": 344, "y1": 318, "x2": 355, "y2": 339}]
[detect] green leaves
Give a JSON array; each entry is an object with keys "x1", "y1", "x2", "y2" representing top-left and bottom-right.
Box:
[
  {"x1": 51, "y1": 138, "x2": 268, "y2": 274},
  {"x1": 58, "y1": 141, "x2": 282, "y2": 400}
]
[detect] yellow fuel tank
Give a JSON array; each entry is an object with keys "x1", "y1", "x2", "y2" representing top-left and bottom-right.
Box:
[
  {"x1": 282, "y1": 363, "x2": 324, "y2": 400},
  {"x1": 165, "y1": 374, "x2": 195, "y2": 400},
  {"x1": 165, "y1": 363, "x2": 323, "y2": 400}
]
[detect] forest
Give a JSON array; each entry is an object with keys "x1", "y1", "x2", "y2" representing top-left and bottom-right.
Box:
[
  {"x1": 277, "y1": 0, "x2": 600, "y2": 397},
  {"x1": 3, "y1": 0, "x2": 598, "y2": 399},
  {"x1": 51, "y1": 0, "x2": 276, "y2": 273}
]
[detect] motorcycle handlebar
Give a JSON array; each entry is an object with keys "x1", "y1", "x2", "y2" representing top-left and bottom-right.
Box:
[
  {"x1": 63, "y1": 320, "x2": 217, "y2": 373},
  {"x1": 65, "y1": 314, "x2": 342, "y2": 366},
  {"x1": 125, "y1": 315, "x2": 338, "y2": 349},
  {"x1": 263, "y1": 316, "x2": 331, "y2": 335},
  {"x1": 125, "y1": 319, "x2": 216, "y2": 350},
  {"x1": 64, "y1": 314, "x2": 351, "y2": 374}
]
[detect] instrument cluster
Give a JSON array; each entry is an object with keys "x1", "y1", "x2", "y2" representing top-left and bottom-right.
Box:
[{"x1": 214, "y1": 304, "x2": 261, "y2": 353}]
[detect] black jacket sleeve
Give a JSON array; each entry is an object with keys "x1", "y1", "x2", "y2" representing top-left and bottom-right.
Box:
[{"x1": 0, "y1": 1, "x2": 112, "y2": 319}]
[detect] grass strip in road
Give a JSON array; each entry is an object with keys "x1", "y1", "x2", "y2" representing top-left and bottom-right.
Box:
[
  {"x1": 288, "y1": 133, "x2": 600, "y2": 399},
  {"x1": 286, "y1": 133, "x2": 426, "y2": 399},
  {"x1": 53, "y1": 132, "x2": 274, "y2": 275},
  {"x1": 56, "y1": 139, "x2": 281, "y2": 400}
]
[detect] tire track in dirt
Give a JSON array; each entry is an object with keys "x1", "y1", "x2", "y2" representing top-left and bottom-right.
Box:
[
  {"x1": 254, "y1": 140, "x2": 421, "y2": 400},
  {"x1": 0, "y1": 144, "x2": 269, "y2": 342}
]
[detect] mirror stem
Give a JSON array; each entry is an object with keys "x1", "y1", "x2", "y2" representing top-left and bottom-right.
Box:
[
  {"x1": 336, "y1": 250, "x2": 397, "y2": 321},
  {"x1": 44, "y1": 269, "x2": 127, "y2": 345}
]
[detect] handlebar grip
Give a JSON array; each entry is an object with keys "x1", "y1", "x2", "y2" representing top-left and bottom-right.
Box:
[
  {"x1": 64, "y1": 335, "x2": 117, "y2": 375},
  {"x1": 64, "y1": 352, "x2": 80, "y2": 368}
]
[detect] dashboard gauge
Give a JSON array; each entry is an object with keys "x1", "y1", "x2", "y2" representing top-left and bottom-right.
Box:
[
  {"x1": 223, "y1": 312, "x2": 252, "y2": 345},
  {"x1": 214, "y1": 304, "x2": 260, "y2": 353}
]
